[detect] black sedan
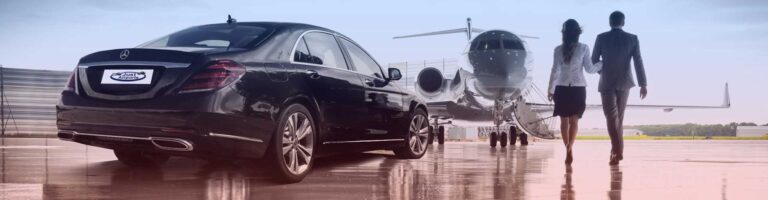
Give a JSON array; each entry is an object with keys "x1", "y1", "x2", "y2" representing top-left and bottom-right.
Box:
[{"x1": 57, "y1": 21, "x2": 430, "y2": 183}]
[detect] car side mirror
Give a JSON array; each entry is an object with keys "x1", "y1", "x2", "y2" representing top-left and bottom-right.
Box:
[{"x1": 388, "y1": 68, "x2": 402, "y2": 81}]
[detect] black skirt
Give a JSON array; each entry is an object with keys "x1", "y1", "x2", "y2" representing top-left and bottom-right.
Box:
[{"x1": 553, "y1": 86, "x2": 587, "y2": 118}]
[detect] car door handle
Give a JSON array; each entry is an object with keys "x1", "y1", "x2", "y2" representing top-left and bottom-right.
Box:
[
  {"x1": 305, "y1": 70, "x2": 320, "y2": 79},
  {"x1": 364, "y1": 79, "x2": 374, "y2": 87}
]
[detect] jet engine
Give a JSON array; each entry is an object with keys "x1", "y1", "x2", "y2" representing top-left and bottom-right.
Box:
[{"x1": 415, "y1": 67, "x2": 447, "y2": 98}]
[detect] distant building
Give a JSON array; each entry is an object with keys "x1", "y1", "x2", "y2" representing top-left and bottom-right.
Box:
[
  {"x1": 736, "y1": 126, "x2": 768, "y2": 137},
  {"x1": 447, "y1": 126, "x2": 646, "y2": 141},
  {"x1": 446, "y1": 127, "x2": 467, "y2": 141},
  {"x1": 577, "y1": 128, "x2": 643, "y2": 137}
]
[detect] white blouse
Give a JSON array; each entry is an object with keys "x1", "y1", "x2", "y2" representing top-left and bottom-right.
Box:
[{"x1": 547, "y1": 43, "x2": 602, "y2": 94}]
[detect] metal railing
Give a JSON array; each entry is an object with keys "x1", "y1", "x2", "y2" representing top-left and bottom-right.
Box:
[{"x1": 0, "y1": 66, "x2": 69, "y2": 136}]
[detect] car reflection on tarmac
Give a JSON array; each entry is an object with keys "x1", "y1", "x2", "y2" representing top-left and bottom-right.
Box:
[{"x1": 1, "y1": 138, "x2": 766, "y2": 199}]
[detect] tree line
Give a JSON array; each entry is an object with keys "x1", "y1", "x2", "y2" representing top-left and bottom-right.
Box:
[{"x1": 626, "y1": 122, "x2": 762, "y2": 136}]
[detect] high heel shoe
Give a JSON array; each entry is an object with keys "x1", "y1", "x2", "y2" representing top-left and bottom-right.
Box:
[
  {"x1": 609, "y1": 153, "x2": 620, "y2": 166},
  {"x1": 565, "y1": 149, "x2": 573, "y2": 165}
]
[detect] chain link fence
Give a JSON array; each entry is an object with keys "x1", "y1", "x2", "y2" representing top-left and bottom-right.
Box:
[{"x1": 387, "y1": 58, "x2": 461, "y2": 91}]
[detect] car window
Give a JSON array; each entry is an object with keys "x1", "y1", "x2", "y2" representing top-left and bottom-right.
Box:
[
  {"x1": 339, "y1": 38, "x2": 383, "y2": 78},
  {"x1": 293, "y1": 38, "x2": 315, "y2": 63},
  {"x1": 195, "y1": 40, "x2": 230, "y2": 47},
  {"x1": 301, "y1": 32, "x2": 347, "y2": 69},
  {"x1": 139, "y1": 24, "x2": 271, "y2": 49}
]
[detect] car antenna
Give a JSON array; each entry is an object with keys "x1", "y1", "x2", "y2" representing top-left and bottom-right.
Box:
[
  {"x1": 225, "y1": 14, "x2": 238, "y2": 51},
  {"x1": 227, "y1": 14, "x2": 237, "y2": 24}
]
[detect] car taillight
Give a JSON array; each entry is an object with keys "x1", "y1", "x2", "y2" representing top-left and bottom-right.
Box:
[
  {"x1": 179, "y1": 60, "x2": 246, "y2": 93},
  {"x1": 65, "y1": 70, "x2": 76, "y2": 91}
]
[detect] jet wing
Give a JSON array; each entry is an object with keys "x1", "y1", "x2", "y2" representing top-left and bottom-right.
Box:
[{"x1": 526, "y1": 83, "x2": 731, "y2": 113}]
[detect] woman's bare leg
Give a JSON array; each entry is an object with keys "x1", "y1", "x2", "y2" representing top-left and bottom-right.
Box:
[
  {"x1": 567, "y1": 116, "x2": 580, "y2": 151},
  {"x1": 560, "y1": 116, "x2": 570, "y2": 148}
]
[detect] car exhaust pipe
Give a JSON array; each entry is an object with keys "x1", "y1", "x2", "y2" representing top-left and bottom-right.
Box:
[
  {"x1": 58, "y1": 130, "x2": 75, "y2": 141},
  {"x1": 149, "y1": 137, "x2": 194, "y2": 152}
]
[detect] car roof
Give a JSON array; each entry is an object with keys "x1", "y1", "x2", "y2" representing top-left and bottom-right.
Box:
[{"x1": 198, "y1": 22, "x2": 338, "y2": 35}]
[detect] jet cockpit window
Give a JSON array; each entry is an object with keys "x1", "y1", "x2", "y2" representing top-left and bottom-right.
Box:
[
  {"x1": 502, "y1": 40, "x2": 524, "y2": 50},
  {"x1": 474, "y1": 39, "x2": 501, "y2": 51}
]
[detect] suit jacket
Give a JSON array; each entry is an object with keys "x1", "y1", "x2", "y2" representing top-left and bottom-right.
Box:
[{"x1": 592, "y1": 28, "x2": 647, "y2": 92}]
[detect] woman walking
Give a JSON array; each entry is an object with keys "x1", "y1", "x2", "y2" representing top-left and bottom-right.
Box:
[{"x1": 547, "y1": 19, "x2": 602, "y2": 165}]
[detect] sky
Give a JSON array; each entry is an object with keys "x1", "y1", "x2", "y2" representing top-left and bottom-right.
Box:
[{"x1": 1, "y1": 0, "x2": 766, "y2": 128}]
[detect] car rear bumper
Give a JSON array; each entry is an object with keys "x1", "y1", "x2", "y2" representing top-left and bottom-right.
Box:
[{"x1": 56, "y1": 90, "x2": 277, "y2": 159}]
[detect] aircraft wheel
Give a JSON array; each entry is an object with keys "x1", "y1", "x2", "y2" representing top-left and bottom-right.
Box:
[
  {"x1": 509, "y1": 127, "x2": 517, "y2": 146},
  {"x1": 427, "y1": 126, "x2": 435, "y2": 145},
  {"x1": 490, "y1": 132, "x2": 498, "y2": 148},
  {"x1": 500, "y1": 132, "x2": 508, "y2": 147},
  {"x1": 437, "y1": 126, "x2": 445, "y2": 144},
  {"x1": 520, "y1": 133, "x2": 529, "y2": 145}
]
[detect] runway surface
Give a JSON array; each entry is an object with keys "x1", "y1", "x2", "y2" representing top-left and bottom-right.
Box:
[{"x1": 0, "y1": 138, "x2": 766, "y2": 199}]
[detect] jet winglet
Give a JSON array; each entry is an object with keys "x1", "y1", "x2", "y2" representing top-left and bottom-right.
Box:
[{"x1": 722, "y1": 82, "x2": 731, "y2": 108}]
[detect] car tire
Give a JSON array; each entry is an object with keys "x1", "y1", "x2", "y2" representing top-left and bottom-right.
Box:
[
  {"x1": 394, "y1": 108, "x2": 429, "y2": 159},
  {"x1": 114, "y1": 150, "x2": 169, "y2": 167},
  {"x1": 267, "y1": 103, "x2": 316, "y2": 183}
]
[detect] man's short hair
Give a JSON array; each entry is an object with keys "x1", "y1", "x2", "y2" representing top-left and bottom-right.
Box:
[{"x1": 610, "y1": 11, "x2": 625, "y2": 27}]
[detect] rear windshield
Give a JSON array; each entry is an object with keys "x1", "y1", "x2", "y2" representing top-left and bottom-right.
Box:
[{"x1": 138, "y1": 24, "x2": 273, "y2": 49}]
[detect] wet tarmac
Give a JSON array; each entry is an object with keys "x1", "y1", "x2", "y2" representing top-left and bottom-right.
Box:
[{"x1": 0, "y1": 138, "x2": 766, "y2": 200}]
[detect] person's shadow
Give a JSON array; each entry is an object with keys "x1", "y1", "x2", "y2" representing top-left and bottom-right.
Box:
[{"x1": 608, "y1": 165, "x2": 623, "y2": 200}]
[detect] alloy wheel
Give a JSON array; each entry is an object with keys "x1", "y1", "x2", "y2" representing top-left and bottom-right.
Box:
[
  {"x1": 409, "y1": 114, "x2": 429, "y2": 154},
  {"x1": 281, "y1": 112, "x2": 314, "y2": 175}
]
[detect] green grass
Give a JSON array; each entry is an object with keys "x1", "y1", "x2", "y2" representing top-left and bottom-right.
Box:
[{"x1": 575, "y1": 135, "x2": 768, "y2": 140}]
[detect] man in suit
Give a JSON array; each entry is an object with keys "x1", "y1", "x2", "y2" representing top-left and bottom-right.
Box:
[{"x1": 592, "y1": 11, "x2": 648, "y2": 165}]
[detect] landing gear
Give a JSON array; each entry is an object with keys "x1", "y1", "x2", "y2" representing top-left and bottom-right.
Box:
[
  {"x1": 509, "y1": 126, "x2": 517, "y2": 145},
  {"x1": 520, "y1": 133, "x2": 529, "y2": 145},
  {"x1": 490, "y1": 132, "x2": 498, "y2": 148},
  {"x1": 428, "y1": 126, "x2": 435, "y2": 144},
  {"x1": 500, "y1": 132, "x2": 508, "y2": 147},
  {"x1": 436, "y1": 126, "x2": 445, "y2": 144},
  {"x1": 427, "y1": 116, "x2": 450, "y2": 145},
  {"x1": 427, "y1": 125, "x2": 446, "y2": 145}
]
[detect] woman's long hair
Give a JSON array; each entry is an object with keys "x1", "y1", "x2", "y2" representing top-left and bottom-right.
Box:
[{"x1": 562, "y1": 19, "x2": 582, "y2": 64}]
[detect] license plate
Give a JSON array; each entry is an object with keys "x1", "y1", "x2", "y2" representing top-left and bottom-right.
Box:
[{"x1": 101, "y1": 69, "x2": 153, "y2": 85}]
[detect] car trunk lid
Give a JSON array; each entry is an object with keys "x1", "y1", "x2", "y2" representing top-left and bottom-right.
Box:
[{"x1": 76, "y1": 48, "x2": 209, "y2": 101}]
